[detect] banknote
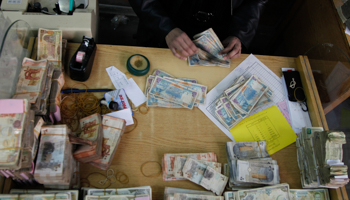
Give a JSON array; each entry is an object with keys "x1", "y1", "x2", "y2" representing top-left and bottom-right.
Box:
[
  {"x1": 164, "y1": 187, "x2": 213, "y2": 200},
  {"x1": 149, "y1": 76, "x2": 198, "y2": 109},
  {"x1": 182, "y1": 158, "x2": 208, "y2": 184},
  {"x1": 152, "y1": 69, "x2": 174, "y2": 77},
  {"x1": 163, "y1": 77, "x2": 207, "y2": 105},
  {"x1": 236, "y1": 183, "x2": 290, "y2": 200},
  {"x1": 215, "y1": 106, "x2": 236, "y2": 129},
  {"x1": 188, "y1": 54, "x2": 201, "y2": 66},
  {"x1": 117, "y1": 186, "x2": 152, "y2": 199},
  {"x1": 235, "y1": 159, "x2": 279, "y2": 185},
  {"x1": 147, "y1": 89, "x2": 183, "y2": 108},
  {"x1": 87, "y1": 188, "x2": 117, "y2": 195},
  {"x1": 179, "y1": 78, "x2": 197, "y2": 83},
  {"x1": 163, "y1": 152, "x2": 217, "y2": 181},
  {"x1": 37, "y1": 28, "x2": 62, "y2": 70},
  {"x1": 10, "y1": 190, "x2": 79, "y2": 200},
  {"x1": 173, "y1": 156, "x2": 221, "y2": 178},
  {"x1": 200, "y1": 165, "x2": 228, "y2": 196},
  {"x1": 224, "y1": 192, "x2": 237, "y2": 200},
  {"x1": 231, "y1": 75, "x2": 269, "y2": 114},
  {"x1": 193, "y1": 34, "x2": 224, "y2": 60},
  {"x1": 223, "y1": 102, "x2": 242, "y2": 122},
  {"x1": 224, "y1": 76, "x2": 246, "y2": 97},
  {"x1": 193, "y1": 28, "x2": 224, "y2": 52},
  {"x1": 85, "y1": 195, "x2": 136, "y2": 200},
  {"x1": 253, "y1": 88, "x2": 273, "y2": 110},
  {"x1": 289, "y1": 189, "x2": 330, "y2": 200},
  {"x1": 173, "y1": 193, "x2": 224, "y2": 200},
  {"x1": 196, "y1": 48, "x2": 230, "y2": 67},
  {"x1": 226, "y1": 141, "x2": 270, "y2": 160}
]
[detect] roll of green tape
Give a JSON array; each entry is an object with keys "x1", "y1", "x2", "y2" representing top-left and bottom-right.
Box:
[{"x1": 126, "y1": 54, "x2": 150, "y2": 76}]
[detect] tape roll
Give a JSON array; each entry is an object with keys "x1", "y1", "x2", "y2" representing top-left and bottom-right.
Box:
[
  {"x1": 76, "y1": 51, "x2": 86, "y2": 63},
  {"x1": 126, "y1": 54, "x2": 150, "y2": 76}
]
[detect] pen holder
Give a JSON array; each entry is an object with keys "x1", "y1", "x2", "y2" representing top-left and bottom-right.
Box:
[{"x1": 67, "y1": 36, "x2": 97, "y2": 82}]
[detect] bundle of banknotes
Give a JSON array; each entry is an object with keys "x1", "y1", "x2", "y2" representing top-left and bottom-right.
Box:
[
  {"x1": 226, "y1": 141, "x2": 280, "y2": 188},
  {"x1": 0, "y1": 193, "x2": 75, "y2": 200},
  {"x1": 10, "y1": 189, "x2": 79, "y2": 200},
  {"x1": 47, "y1": 68, "x2": 65, "y2": 122},
  {"x1": 296, "y1": 127, "x2": 349, "y2": 188},
  {"x1": 224, "y1": 183, "x2": 330, "y2": 200},
  {"x1": 145, "y1": 69, "x2": 207, "y2": 109},
  {"x1": 214, "y1": 75, "x2": 273, "y2": 130},
  {"x1": 164, "y1": 187, "x2": 214, "y2": 200},
  {"x1": 0, "y1": 99, "x2": 36, "y2": 183},
  {"x1": 81, "y1": 186, "x2": 152, "y2": 200},
  {"x1": 162, "y1": 152, "x2": 217, "y2": 181},
  {"x1": 34, "y1": 125, "x2": 75, "y2": 189},
  {"x1": 71, "y1": 113, "x2": 126, "y2": 169},
  {"x1": 188, "y1": 28, "x2": 231, "y2": 68},
  {"x1": 12, "y1": 58, "x2": 51, "y2": 113},
  {"x1": 37, "y1": 28, "x2": 63, "y2": 70}
]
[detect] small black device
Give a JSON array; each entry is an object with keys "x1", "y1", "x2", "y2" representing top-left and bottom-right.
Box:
[
  {"x1": 283, "y1": 71, "x2": 306, "y2": 102},
  {"x1": 67, "y1": 36, "x2": 97, "y2": 82}
]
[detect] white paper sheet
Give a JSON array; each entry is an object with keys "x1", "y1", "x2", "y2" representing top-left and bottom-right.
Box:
[
  {"x1": 198, "y1": 54, "x2": 287, "y2": 141},
  {"x1": 123, "y1": 78, "x2": 147, "y2": 107},
  {"x1": 106, "y1": 66, "x2": 130, "y2": 89},
  {"x1": 106, "y1": 108, "x2": 134, "y2": 126}
]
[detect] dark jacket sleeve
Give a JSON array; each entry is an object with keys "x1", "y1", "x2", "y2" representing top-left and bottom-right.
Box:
[
  {"x1": 229, "y1": 0, "x2": 268, "y2": 48},
  {"x1": 129, "y1": 0, "x2": 178, "y2": 43}
]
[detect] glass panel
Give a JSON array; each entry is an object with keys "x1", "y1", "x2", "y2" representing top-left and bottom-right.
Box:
[
  {"x1": 303, "y1": 43, "x2": 350, "y2": 196},
  {"x1": 0, "y1": 19, "x2": 34, "y2": 99}
]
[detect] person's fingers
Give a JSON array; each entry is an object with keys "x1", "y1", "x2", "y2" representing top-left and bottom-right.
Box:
[
  {"x1": 224, "y1": 45, "x2": 241, "y2": 60},
  {"x1": 170, "y1": 48, "x2": 187, "y2": 60},
  {"x1": 219, "y1": 41, "x2": 236, "y2": 55},
  {"x1": 182, "y1": 35, "x2": 199, "y2": 54},
  {"x1": 174, "y1": 35, "x2": 195, "y2": 56}
]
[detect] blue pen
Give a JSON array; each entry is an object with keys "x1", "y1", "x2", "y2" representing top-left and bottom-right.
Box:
[{"x1": 61, "y1": 88, "x2": 114, "y2": 93}]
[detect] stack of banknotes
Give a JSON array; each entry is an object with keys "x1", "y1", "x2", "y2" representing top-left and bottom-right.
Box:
[
  {"x1": 81, "y1": 186, "x2": 152, "y2": 200},
  {"x1": 188, "y1": 28, "x2": 231, "y2": 68},
  {"x1": 0, "y1": 193, "x2": 75, "y2": 200},
  {"x1": 145, "y1": 69, "x2": 207, "y2": 109},
  {"x1": 71, "y1": 113, "x2": 126, "y2": 169},
  {"x1": 296, "y1": 127, "x2": 349, "y2": 188},
  {"x1": 164, "y1": 187, "x2": 214, "y2": 200},
  {"x1": 226, "y1": 141, "x2": 280, "y2": 188},
  {"x1": 34, "y1": 125, "x2": 75, "y2": 189},
  {"x1": 162, "y1": 152, "x2": 217, "y2": 181},
  {"x1": 12, "y1": 58, "x2": 51, "y2": 113},
  {"x1": 10, "y1": 189, "x2": 79, "y2": 200},
  {"x1": 214, "y1": 75, "x2": 273, "y2": 130},
  {"x1": 0, "y1": 99, "x2": 36, "y2": 182},
  {"x1": 47, "y1": 69, "x2": 65, "y2": 122},
  {"x1": 37, "y1": 28, "x2": 63, "y2": 70}
]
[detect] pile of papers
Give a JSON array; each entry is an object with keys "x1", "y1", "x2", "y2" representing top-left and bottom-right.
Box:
[
  {"x1": 34, "y1": 125, "x2": 75, "y2": 189},
  {"x1": 188, "y1": 28, "x2": 231, "y2": 67},
  {"x1": 145, "y1": 70, "x2": 207, "y2": 109},
  {"x1": 81, "y1": 186, "x2": 152, "y2": 200},
  {"x1": 0, "y1": 99, "x2": 35, "y2": 182},
  {"x1": 71, "y1": 113, "x2": 126, "y2": 170},
  {"x1": 296, "y1": 127, "x2": 349, "y2": 188},
  {"x1": 214, "y1": 75, "x2": 273, "y2": 130},
  {"x1": 226, "y1": 141, "x2": 280, "y2": 188}
]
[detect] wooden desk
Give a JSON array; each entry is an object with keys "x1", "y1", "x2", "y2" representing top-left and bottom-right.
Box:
[{"x1": 63, "y1": 44, "x2": 343, "y2": 199}]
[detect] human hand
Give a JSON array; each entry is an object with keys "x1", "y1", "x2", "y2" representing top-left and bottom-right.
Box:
[
  {"x1": 165, "y1": 28, "x2": 199, "y2": 60},
  {"x1": 219, "y1": 36, "x2": 242, "y2": 60}
]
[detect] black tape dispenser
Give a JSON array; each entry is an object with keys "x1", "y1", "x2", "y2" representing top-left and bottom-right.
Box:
[{"x1": 67, "y1": 36, "x2": 96, "y2": 82}]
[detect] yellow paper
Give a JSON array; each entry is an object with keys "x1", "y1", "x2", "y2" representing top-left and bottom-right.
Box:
[{"x1": 230, "y1": 105, "x2": 296, "y2": 155}]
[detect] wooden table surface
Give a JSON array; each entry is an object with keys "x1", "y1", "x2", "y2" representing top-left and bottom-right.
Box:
[{"x1": 64, "y1": 44, "x2": 303, "y2": 199}]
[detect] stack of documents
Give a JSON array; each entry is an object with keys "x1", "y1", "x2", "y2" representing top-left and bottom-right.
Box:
[
  {"x1": 226, "y1": 141, "x2": 280, "y2": 188},
  {"x1": 296, "y1": 127, "x2": 349, "y2": 188},
  {"x1": 145, "y1": 69, "x2": 207, "y2": 109}
]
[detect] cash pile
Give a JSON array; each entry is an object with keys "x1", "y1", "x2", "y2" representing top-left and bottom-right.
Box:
[
  {"x1": 145, "y1": 69, "x2": 207, "y2": 109},
  {"x1": 37, "y1": 28, "x2": 63, "y2": 70},
  {"x1": 182, "y1": 158, "x2": 228, "y2": 195},
  {"x1": 34, "y1": 125, "x2": 75, "y2": 189},
  {"x1": 214, "y1": 75, "x2": 273, "y2": 130},
  {"x1": 164, "y1": 187, "x2": 213, "y2": 200},
  {"x1": 0, "y1": 99, "x2": 36, "y2": 182},
  {"x1": 226, "y1": 141, "x2": 280, "y2": 187},
  {"x1": 71, "y1": 114, "x2": 126, "y2": 168},
  {"x1": 89, "y1": 115, "x2": 126, "y2": 170},
  {"x1": 12, "y1": 58, "x2": 51, "y2": 113},
  {"x1": 296, "y1": 127, "x2": 349, "y2": 188},
  {"x1": 82, "y1": 186, "x2": 152, "y2": 200},
  {"x1": 47, "y1": 69, "x2": 65, "y2": 122},
  {"x1": 0, "y1": 193, "x2": 74, "y2": 200},
  {"x1": 162, "y1": 152, "x2": 217, "y2": 181},
  {"x1": 224, "y1": 183, "x2": 290, "y2": 200},
  {"x1": 72, "y1": 113, "x2": 103, "y2": 162},
  {"x1": 289, "y1": 188, "x2": 330, "y2": 200},
  {"x1": 188, "y1": 28, "x2": 231, "y2": 67},
  {"x1": 10, "y1": 189, "x2": 79, "y2": 200}
]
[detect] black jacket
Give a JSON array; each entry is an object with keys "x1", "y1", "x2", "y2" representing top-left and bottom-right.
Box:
[{"x1": 129, "y1": 0, "x2": 268, "y2": 49}]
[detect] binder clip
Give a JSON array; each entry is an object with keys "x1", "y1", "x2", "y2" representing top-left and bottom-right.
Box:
[{"x1": 67, "y1": 36, "x2": 96, "y2": 82}]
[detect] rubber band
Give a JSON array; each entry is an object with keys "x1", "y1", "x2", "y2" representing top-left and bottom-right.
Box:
[
  {"x1": 294, "y1": 87, "x2": 306, "y2": 102},
  {"x1": 124, "y1": 117, "x2": 138, "y2": 134},
  {"x1": 140, "y1": 161, "x2": 162, "y2": 177},
  {"x1": 138, "y1": 104, "x2": 149, "y2": 115},
  {"x1": 116, "y1": 172, "x2": 129, "y2": 184}
]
